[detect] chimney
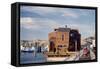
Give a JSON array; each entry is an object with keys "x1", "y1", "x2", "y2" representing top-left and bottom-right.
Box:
[
  {"x1": 65, "y1": 25, "x2": 67, "y2": 28},
  {"x1": 54, "y1": 29, "x2": 57, "y2": 31}
]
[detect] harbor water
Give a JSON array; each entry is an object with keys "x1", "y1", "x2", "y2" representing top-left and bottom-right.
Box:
[{"x1": 20, "y1": 52, "x2": 47, "y2": 64}]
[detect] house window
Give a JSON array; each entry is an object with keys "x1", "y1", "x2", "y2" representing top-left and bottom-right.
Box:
[
  {"x1": 58, "y1": 45, "x2": 62, "y2": 47},
  {"x1": 62, "y1": 34, "x2": 64, "y2": 41}
]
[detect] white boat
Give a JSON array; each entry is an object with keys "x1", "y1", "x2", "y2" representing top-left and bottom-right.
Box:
[{"x1": 21, "y1": 46, "x2": 35, "y2": 53}]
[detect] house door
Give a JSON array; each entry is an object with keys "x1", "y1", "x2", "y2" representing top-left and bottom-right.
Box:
[{"x1": 49, "y1": 41, "x2": 55, "y2": 52}]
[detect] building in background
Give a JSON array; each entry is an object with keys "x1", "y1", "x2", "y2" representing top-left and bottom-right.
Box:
[{"x1": 20, "y1": 40, "x2": 48, "y2": 53}]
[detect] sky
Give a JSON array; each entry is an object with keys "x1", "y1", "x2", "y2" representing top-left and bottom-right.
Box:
[{"x1": 20, "y1": 6, "x2": 95, "y2": 40}]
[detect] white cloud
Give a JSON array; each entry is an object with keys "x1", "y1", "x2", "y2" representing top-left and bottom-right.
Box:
[
  {"x1": 61, "y1": 9, "x2": 79, "y2": 18},
  {"x1": 20, "y1": 17, "x2": 61, "y2": 30},
  {"x1": 21, "y1": 17, "x2": 95, "y2": 38},
  {"x1": 20, "y1": 17, "x2": 39, "y2": 29}
]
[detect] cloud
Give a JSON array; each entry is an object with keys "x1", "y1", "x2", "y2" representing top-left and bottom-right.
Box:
[
  {"x1": 21, "y1": 16, "x2": 95, "y2": 38},
  {"x1": 21, "y1": 6, "x2": 58, "y2": 16},
  {"x1": 21, "y1": 6, "x2": 79, "y2": 18},
  {"x1": 20, "y1": 17, "x2": 61, "y2": 30},
  {"x1": 20, "y1": 17, "x2": 38, "y2": 29},
  {"x1": 78, "y1": 9, "x2": 95, "y2": 16},
  {"x1": 62, "y1": 12, "x2": 79, "y2": 18},
  {"x1": 66, "y1": 22, "x2": 95, "y2": 38},
  {"x1": 61, "y1": 9, "x2": 79, "y2": 18},
  {"x1": 20, "y1": 6, "x2": 95, "y2": 40}
]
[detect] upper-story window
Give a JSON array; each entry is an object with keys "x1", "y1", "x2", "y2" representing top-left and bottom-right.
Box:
[{"x1": 62, "y1": 34, "x2": 64, "y2": 41}]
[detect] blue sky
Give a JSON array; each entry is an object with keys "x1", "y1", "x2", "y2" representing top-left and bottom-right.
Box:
[{"x1": 20, "y1": 6, "x2": 95, "y2": 40}]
